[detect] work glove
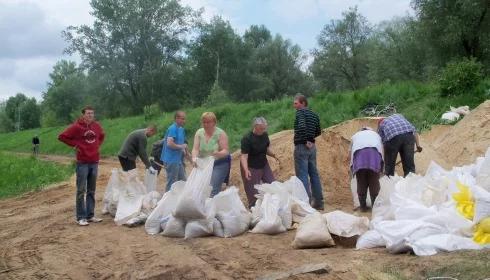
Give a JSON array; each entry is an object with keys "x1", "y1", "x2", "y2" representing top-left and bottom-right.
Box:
[{"x1": 148, "y1": 166, "x2": 157, "y2": 175}]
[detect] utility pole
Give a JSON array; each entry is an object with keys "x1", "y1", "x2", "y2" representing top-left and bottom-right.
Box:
[{"x1": 15, "y1": 105, "x2": 21, "y2": 132}]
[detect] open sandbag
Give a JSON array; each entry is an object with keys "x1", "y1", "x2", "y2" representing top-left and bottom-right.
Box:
[
  {"x1": 145, "y1": 181, "x2": 185, "y2": 235},
  {"x1": 143, "y1": 168, "x2": 158, "y2": 193},
  {"x1": 114, "y1": 173, "x2": 147, "y2": 225},
  {"x1": 292, "y1": 212, "x2": 335, "y2": 249},
  {"x1": 251, "y1": 193, "x2": 286, "y2": 235},
  {"x1": 213, "y1": 187, "x2": 251, "y2": 237},
  {"x1": 173, "y1": 157, "x2": 214, "y2": 220},
  {"x1": 102, "y1": 168, "x2": 122, "y2": 216}
]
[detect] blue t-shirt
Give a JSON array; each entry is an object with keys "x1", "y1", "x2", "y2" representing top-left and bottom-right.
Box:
[{"x1": 161, "y1": 123, "x2": 186, "y2": 164}]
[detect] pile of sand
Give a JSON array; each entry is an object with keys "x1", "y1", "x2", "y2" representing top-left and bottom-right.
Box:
[{"x1": 229, "y1": 100, "x2": 490, "y2": 210}]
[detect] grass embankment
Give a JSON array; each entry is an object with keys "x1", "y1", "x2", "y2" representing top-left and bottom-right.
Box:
[
  {"x1": 0, "y1": 152, "x2": 73, "y2": 199},
  {"x1": 0, "y1": 80, "x2": 488, "y2": 156}
]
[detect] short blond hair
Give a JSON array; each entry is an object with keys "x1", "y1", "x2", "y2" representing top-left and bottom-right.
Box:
[{"x1": 201, "y1": 112, "x2": 217, "y2": 123}]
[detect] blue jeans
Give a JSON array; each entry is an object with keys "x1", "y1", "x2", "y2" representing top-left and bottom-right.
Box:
[
  {"x1": 165, "y1": 162, "x2": 186, "y2": 192},
  {"x1": 294, "y1": 144, "x2": 324, "y2": 205},
  {"x1": 210, "y1": 156, "x2": 231, "y2": 197},
  {"x1": 75, "y1": 163, "x2": 98, "y2": 221}
]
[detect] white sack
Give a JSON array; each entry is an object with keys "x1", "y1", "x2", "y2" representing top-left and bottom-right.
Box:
[
  {"x1": 356, "y1": 230, "x2": 385, "y2": 249},
  {"x1": 114, "y1": 175, "x2": 146, "y2": 225},
  {"x1": 283, "y1": 176, "x2": 309, "y2": 203},
  {"x1": 476, "y1": 147, "x2": 490, "y2": 191},
  {"x1": 290, "y1": 197, "x2": 317, "y2": 223},
  {"x1": 212, "y1": 187, "x2": 251, "y2": 237},
  {"x1": 251, "y1": 193, "x2": 286, "y2": 235},
  {"x1": 292, "y1": 212, "x2": 335, "y2": 249},
  {"x1": 324, "y1": 210, "x2": 369, "y2": 237},
  {"x1": 472, "y1": 185, "x2": 490, "y2": 223},
  {"x1": 441, "y1": 111, "x2": 460, "y2": 122},
  {"x1": 143, "y1": 169, "x2": 158, "y2": 193},
  {"x1": 144, "y1": 181, "x2": 185, "y2": 234},
  {"x1": 410, "y1": 234, "x2": 481, "y2": 256},
  {"x1": 173, "y1": 157, "x2": 214, "y2": 220},
  {"x1": 102, "y1": 168, "x2": 122, "y2": 215},
  {"x1": 162, "y1": 215, "x2": 186, "y2": 238}
]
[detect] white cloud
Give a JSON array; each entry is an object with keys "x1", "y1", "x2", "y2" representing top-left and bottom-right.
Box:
[{"x1": 267, "y1": 0, "x2": 321, "y2": 23}]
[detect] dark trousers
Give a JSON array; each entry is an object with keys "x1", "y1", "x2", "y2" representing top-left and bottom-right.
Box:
[
  {"x1": 240, "y1": 161, "x2": 275, "y2": 208},
  {"x1": 384, "y1": 132, "x2": 415, "y2": 177},
  {"x1": 118, "y1": 155, "x2": 136, "y2": 171},
  {"x1": 355, "y1": 169, "x2": 380, "y2": 208}
]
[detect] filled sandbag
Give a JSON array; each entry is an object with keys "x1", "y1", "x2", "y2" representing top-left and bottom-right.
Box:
[
  {"x1": 324, "y1": 210, "x2": 369, "y2": 237},
  {"x1": 356, "y1": 230, "x2": 385, "y2": 249},
  {"x1": 292, "y1": 212, "x2": 335, "y2": 249},
  {"x1": 162, "y1": 215, "x2": 186, "y2": 238},
  {"x1": 145, "y1": 181, "x2": 185, "y2": 235},
  {"x1": 173, "y1": 157, "x2": 214, "y2": 220},
  {"x1": 251, "y1": 193, "x2": 287, "y2": 235},
  {"x1": 102, "y1": 168, "x2": 122, "y2": 216}
]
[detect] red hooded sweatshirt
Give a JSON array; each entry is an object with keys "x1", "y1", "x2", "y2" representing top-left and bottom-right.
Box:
[{"x1": 58, "y1": 118, "x2": 105, "y2": 163}]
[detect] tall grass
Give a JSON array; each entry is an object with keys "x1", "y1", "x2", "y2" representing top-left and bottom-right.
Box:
[
  {"x1": 0, "y1": 152, "x2": 73, "y2": 199},
  {"x1": 0, "y1": 79, "x2": 488, "y2": 156}
]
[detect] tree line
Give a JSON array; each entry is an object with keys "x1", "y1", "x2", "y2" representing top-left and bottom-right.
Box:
[{"x1": 1, "y1": 0, "x2": 488, "y2": 132}]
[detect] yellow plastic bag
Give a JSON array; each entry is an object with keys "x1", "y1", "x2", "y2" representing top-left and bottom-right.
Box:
[
  {"x1": 452, "y1": 182, "x2": 474, "y2": 220},
  {"x1": 473, "y1": 217, "x2": 490, "y2": 244}
]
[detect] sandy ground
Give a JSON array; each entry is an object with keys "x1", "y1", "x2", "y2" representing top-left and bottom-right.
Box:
[{"x1": 1, "y1": 101, "x2": 489, "y2": 279}]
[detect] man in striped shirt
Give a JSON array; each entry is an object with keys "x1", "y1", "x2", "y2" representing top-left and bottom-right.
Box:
[
  {"x1": 378, "y1": 114, "x2": 422, "y2": 177},
  {"x1": 293, "y1": 94, "x2": 324, "y2": 210}
]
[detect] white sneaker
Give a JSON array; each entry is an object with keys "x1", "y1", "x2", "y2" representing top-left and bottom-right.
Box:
[
  {"x1": 87, "y1": 217, "x2": 103, "y2": 223},
  {"x1": 78, "y1": 219, "x2": 89, "y2": 226}
]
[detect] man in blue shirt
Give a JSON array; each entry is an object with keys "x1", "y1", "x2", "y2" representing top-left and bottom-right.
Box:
[{"x1": 161, "y1": 111, "x2": 190, "y2": 191}]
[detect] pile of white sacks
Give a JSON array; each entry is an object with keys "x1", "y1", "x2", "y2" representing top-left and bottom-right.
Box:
[
  {"x1": 356, "y1": 147, "x2": 490, "y2": 256},
  {"x1": 441, "y1": 105, "x2": 470, "y2": 122}
]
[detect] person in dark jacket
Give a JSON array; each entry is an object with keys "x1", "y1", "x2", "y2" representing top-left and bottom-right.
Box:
[
  {"x1": 58, "y1": 106, "x2": 105, "y2": 226},
  {"x1": 118, "y1": 125, "x2": 157, "y2": 172}
]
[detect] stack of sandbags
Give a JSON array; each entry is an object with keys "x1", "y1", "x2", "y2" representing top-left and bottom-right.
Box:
[{"x1": 356, "y1": 150, "x2": 490, "y2": 255}]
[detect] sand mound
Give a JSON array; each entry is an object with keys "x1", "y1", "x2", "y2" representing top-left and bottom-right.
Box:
[{"x1": 229, "y1": 100, "x2": 490, "y2": 210}]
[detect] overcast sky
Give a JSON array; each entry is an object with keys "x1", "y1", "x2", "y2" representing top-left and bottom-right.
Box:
[{"x1": 0, "y1": 0, "x2": 413, "y2": 102}]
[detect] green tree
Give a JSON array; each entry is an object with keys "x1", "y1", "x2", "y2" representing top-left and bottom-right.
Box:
[
  {"x1": 4, "y1": 94, "x2": 41, "y2": 131},
  {"x1": 412, "y1": 0, "x2": 490, "y2": 68},
  {"x1": 63, "y1": 0, "x2": 197, "y2": 114},
  {"x1": 312, "y1": 7, "x2": 372, "y2": 91},
  {"x1": 42, "y1": 60, "x2": 86, "y2": 126}
]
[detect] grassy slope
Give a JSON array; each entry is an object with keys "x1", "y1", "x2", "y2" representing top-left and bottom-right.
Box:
[
  {"x1": 0, "y1": 80, "x2": 488, "y2": 156},
  {"x1": 0, "y1": 152, "x2": 73, "y2": 198}
]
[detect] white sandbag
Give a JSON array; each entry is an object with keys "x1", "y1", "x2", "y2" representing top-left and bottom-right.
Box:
[
  {"x1": 472, "y1": 185, "x2": 490, "y2": 223},
  {"x1": 371, "y1": 175, "x2": 400, "y2": 224},
  {"x1": 255, "y1": 182, "x2": 292, "y2": 229},
  {"x1": 350, "y1": 176, "x2": 371, "y2": 208},
  {"x1": 173, "y1": 157, "x2": 214, "y2": 220},
  {"x1": 250, "y1": 198, "x2": 262, "y2": 227},
  {"x1": 162, "y1": 215, "x2": 186, "y2": 238},
  {"x1": 374, "y1": 220, "x2": 447, "y2": 254},
  {"x1": 324, "y1": 210, "x2": 369, "y2": 237},
  {"x1": 290, "y1": 196, "x2": 317, "y2": 223},
  {"x1": 292, "y1": 212, "x2": 335, "y2": 249},
  {"x1": 216, "y1": 211, "x2": 251, "y2": 238},
  {"x1": 356, "y1": 230, "x2": 385, "y2": 249},
  {"x1": 441, "y1": 111, "x2": 460, "y2": 122},
  {"x1": 213, "y1": 218, "x2": 225, "y2": 237},
  {"x1": 476, "y1": 147, "x2": 490, "y2": 191},
  {"x1": 114, "y1": 176, "x2": 146, "y2": 226},
  {"x1": 142, "y1": 191, "x2": 162, "y2": 214},
  {"x1": 102, "y1": 168, "x2": 122, "y2": 215},
  {"x1": 251, "y1": 193, "x2": 286, "y2": 235},
  {"x1": 410, "y1": 234, "x2": 481, "y2": 256},
  {"x1": 184, "y1": 219, "x2": 214, "y2": 239},
  {"x1": 213, "y1": 186, "x2": 248, "y2": 213},
  {"x1": 143, "y1": 169, "x2": 158, "y2": 193},
  {"x1": 125, "y1": 213, "x2": 148, "y2": 227},
  {"x1": 450, "y1": 105, "x2": 470, "y2": 115},
  {"x1": 145, "y1": 181, "x2": 185, "y2": 235},
  {"x1": 283, "y1": 176, "x2": 309, "y2": 203}
]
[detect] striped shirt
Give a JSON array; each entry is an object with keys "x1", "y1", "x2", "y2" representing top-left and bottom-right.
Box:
[
  {"x1": 378, "y1": 114, "x2": 416, "y2": 143},
  {"x1": 294, "y1": 108, "x2": 321, "y2": 145}
]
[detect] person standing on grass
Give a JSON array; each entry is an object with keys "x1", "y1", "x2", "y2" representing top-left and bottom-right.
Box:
[
  {"x1": 240, "y1": 117, "x2": 279, "y2": 208},
  {"x1": 293, "y1": 94, "x2": 324, "y2": 210},
  {"x1": 32, "y1": 135, "x2": 40, "y2": 156},
  {"x1": 58, "y1": 106, "x2": 105, "y2": 226},
  {"x1": 162, "y1": 111, "x2": 191, "y2": 192},
  {"x1": 377, "y1": 114, "x2": 422, "y2": 177},
  {"x1": 350, "y1": 127, "x2": 384, "y2": 212},
  {"x1": 118, "y1": 125, "x2": 157, "y2": 172}
]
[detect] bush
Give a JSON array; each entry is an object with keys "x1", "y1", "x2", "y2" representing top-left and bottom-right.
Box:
[
  {"x1": 143, "y1": 104, "x2": 160, "y2": 121},
  {"x1": 205, "y1": 81, "x2": 230, "y2": 106},
  {"x1": 439, "y1": 58, "x2": 483, "y2": 97}
]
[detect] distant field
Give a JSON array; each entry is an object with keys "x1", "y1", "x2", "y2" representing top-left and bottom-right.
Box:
[
  {"x1": 0, "y1": 152, "x2": 73, "y2": 199},
  {"x1": 0, "y1": 80, "x2": 488, "y2": 157}
]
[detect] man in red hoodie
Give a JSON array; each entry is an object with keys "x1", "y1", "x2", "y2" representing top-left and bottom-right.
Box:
[{"x1": 59, "y1": 106, "x2": 105, "y2": 226}]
